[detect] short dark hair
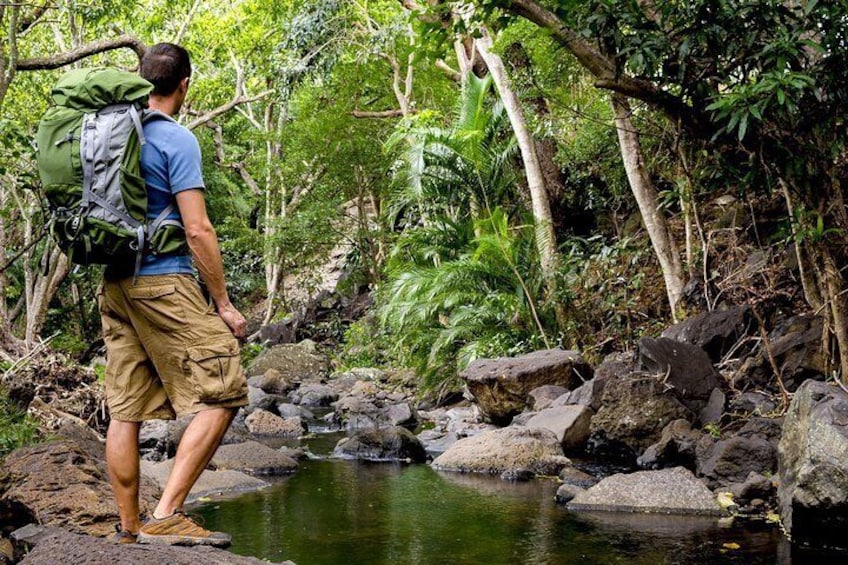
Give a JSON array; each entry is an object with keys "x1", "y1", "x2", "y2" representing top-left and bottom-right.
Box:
[{"x1": 140, "y1": 43, "x2": 192, "y2": 96}]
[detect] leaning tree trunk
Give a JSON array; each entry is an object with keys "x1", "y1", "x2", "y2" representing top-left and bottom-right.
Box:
[
  {"x1": 612, "y1": 95, "x2": 685, "y2": 319},
  {"x1": 476, "y1": 32, "x2": 559, "y2": 287}
]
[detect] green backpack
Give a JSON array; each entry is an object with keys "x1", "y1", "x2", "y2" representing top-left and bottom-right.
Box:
[{"x1": 36, "y1": 67, "x2": 186, "y2": 276}]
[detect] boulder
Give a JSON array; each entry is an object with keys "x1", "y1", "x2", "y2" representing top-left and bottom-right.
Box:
[
  {"x1": 736, "y1": 416, "x2": 783, "y2": 445},
  {"x1": 416, "y1": 429, "x2": 460, "y2": 457},
  {"x1": 290, "y1": 384, "x2": 339, "y2": 407},
  {"x1": 698, "y1": 388, "x2": 725, "y2": 425},
  {"x1": 558, "y1": 466, "x2": 599, "y2": 489},
  {"x1": 245, "y1": 409, "x2": 306, "y2": 437},
  {"x1": 661, "y1": 305, "x2": 752, "y2": 362},
  {"x1": 588, "y1": 374, "x2": 694, "y2": 462},
  {"x1": 16, "y1": 527, "x2": 290, "y2": 565},
  {"x1": 461, "y1": 349, "x2": 593, "y2": 425},
  {"x1": 552, "y1": 377, "x2": 608, "y2": 412},
  {"x1": 727, "y1": 471, "x2": 775, "y2": 504},
  {"x1": 697, "y1": 436, "x2": 776, "y2": 488},
  {"x1": 258, "y1": 368, "x2": 293, "y2": 395},
  {"x1": 736, "y1": 314, "x2": 827, "y2": 392},
  {"x1": 524, "y1": 405, "x2": 593, "y2": 450},
  {"x1": 0, "y1": 427, "x2": 159, "y2": 536},
  {"x1": 637, "y1": 419, "x2": 714, "y2": 471},
  {"x1": 555, "y1": 484, "x2": 585, "y2": 504},
  {"x1": 637, "y1": 337, "x2": 722, "y2": 415},
  {"x1": 728, "y1": 391, "x2": 777, "y2": 416},
  {"x1": 331, "y1": 427, "x2": 427, "y2": 463},
  {"x1": 778, "y1": 380, "x2": 848, "y2": 547},
  {"x1": 210, "y1": 441, "x2": 298, "y2": 475},
  {"x1": 247, "y1": 341, "x2": 330, "y2": 381},
  {"x1": 276, "y1": 403, "x2": 314, "y2": 420},
  {"x1": 141, "y1": 459, "x2": 267, "y2": 503},
  {"x1": 568, "y1": 467, "x2": 724, "y2": 516},
  {"x1": 333, "y1": 395, "x2": 419, "y2": 430},
  {"x1": 527, "y1": 385, "x2": 569, "y2": 411},
  {"x1": 432, "y1": 426, "x2": 570, "y2": 476}
]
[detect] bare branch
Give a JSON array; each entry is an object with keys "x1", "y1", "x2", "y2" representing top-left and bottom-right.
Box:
[
  {"x1": 173, "y1": 0, "x2": 201, "y2": 45},
  {"x1": 435, "y1": 59, "x2": 461, "y2": 82},
  {"x1": 16, "y1": 34, "x2": 146, "y2": 70},
  {"x1": 352, "y1": 109, "x2": 407, "y2": 118},
  {"x1": 186, "y1": 90, "x2": 272, "y2": 130}
]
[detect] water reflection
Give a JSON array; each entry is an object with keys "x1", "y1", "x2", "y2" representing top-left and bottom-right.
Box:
[{"x1": 195, "y1": 460, "x2": 805, "y2": 565}]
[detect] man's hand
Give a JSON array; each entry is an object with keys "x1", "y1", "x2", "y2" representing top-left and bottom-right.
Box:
[{"x1": 218, "y1": 302, "x2": 246, "y2": 339}]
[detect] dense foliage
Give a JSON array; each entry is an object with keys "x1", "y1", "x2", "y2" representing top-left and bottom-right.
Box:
[{"x1": 2, "y1": 0, "x2": 847, "y2": 391}]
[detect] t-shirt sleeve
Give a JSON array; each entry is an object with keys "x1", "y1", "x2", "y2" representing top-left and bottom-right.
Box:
[{"x1": 166, "y1": 127, "x2": 206, "y2": 194}]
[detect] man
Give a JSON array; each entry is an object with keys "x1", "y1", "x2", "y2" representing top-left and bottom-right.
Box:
[{"x1": 100, "y1": 42, "x2": 248, "y2": 547}]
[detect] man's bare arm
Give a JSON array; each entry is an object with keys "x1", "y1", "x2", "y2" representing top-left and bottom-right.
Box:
[{"x1": 175, "y1": 189, "x2": 246, "y2": 338}]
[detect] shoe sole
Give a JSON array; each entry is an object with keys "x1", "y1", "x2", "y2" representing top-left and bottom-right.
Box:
[{"x1": 136, "y1": 533, "x2": 231, "y2": 548}]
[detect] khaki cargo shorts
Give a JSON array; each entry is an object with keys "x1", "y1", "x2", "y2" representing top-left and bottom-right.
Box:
[{"x1": 98, "y1": 274, "x2": 248, "y2": 421}]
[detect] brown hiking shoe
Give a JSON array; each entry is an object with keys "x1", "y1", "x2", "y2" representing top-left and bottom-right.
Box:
[{"x1": 137, "y1": 509, "x2": 231, "y2": 547}]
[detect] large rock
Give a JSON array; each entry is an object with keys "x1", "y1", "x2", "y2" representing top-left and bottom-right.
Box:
[
  {"x1": 736, "y1": 314, "x2": 827, "y2": 392},
  {"x1": 637, "y1": 337, "x2": 722, "y2": 416},
  {"x1": 552, "y1": 376, "x2": 608, "y2": 412},
  {"x1": 244, "y1": 409, "x2": 306, "y2": 437},
  {"x1": 523, "y1": 405, "x2": 593, "y2": 450},
  {"x1": 432, "y1": 426, "x2": 571, "y2": 476},
  {"x1": 697, "y1": 436, "x2": 776, "y2": 488},
  {"x1": 637, "y1": 419, "x2": 714, "y2": 471},
  {"x1": 257, "y1": 368, "x2": 294, "y2": 395},
  {"x1": 661, "y1": 305, "x2": 752, "y2": 362},
  {"x1": 210, "y1": 441, "x2": 298, "y2": 475},
  {"x1": 778, "y1": 380, "x2": 848, "y2": 547},
  {"x1": 290, "y1": 384, "x2": 339, "y2": 407},
  {"x1": 588, "y1": 374, "x2": 694, "y2": 462},
  {"x1": 527, "y1": 385, "x2": 569, "y2": 411},
  {"x1": 141, "y1": 459, "x2": 267, "y2": 503},
  {"x1": 246, "y1": 341, "x2": 330, "y2": 381},
  {"x1": 0, "y1": 427, "x2": 159, "y2": 536},
  {"x1": 568, "y1": 467, "x2": 724, "y2": 516},
  {"x1": 461, "y1": 349, "x2": 593, "y2": 425},
  {"x1": 17, "y1": 527, "x2": 291, "y2": 565},
  {"x1": 332, "y1": 427, "x2": 427, "y2": 463}
]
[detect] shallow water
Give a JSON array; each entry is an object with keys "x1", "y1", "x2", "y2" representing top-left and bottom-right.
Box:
[{"x1": 194, "y1": 433, "x2": 848, "y2": 565}]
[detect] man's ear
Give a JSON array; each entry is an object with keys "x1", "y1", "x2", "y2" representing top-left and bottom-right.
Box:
[{"x1": 180, "y1": 77, "x2": 190, "y2": 93}]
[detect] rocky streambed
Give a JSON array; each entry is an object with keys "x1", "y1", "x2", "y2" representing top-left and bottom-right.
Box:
[{"x1": 3, "y1": 306, "x2": 848, "y2": 563}]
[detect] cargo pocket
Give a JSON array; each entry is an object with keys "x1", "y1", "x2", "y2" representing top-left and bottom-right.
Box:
[
  {"x1": 185, "y1": 337, "x2": 246, "y2": 403},
  {"x1": 127, "y1": 284, "x2": 186, "y2": 331}
]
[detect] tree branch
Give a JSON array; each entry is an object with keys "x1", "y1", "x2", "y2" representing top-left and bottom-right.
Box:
[
  {"x1": 16, "y1": 34, "x2": 146, "y2": 70},
  {"x1": 186, "y1": 90, "x2": 271, "y2": 130},
  {"x1": 435, "y1": 59, "x2": 461, "y2": 82},
  {"x1": 504, "y1": 0, "x2": 713, "y2": 135},
  {"x1": 352, "y1": 109, "x2": 408, "y2": 118}
]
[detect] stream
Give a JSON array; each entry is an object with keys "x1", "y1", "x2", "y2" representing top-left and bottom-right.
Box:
[{"x1": 193, "y1": 430, "x2": 848, "y2": 564}]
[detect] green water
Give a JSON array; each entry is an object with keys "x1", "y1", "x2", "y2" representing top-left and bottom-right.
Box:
[{"x1": 195, "y1": 457, "x2": 803, "y2": 565}]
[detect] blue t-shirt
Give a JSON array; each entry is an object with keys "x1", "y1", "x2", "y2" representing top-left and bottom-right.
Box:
[{"x1": 136, "y1": 117, "x2": 205, "y2": 275}]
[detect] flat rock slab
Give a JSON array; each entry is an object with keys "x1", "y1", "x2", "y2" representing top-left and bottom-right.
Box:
[
  {"x1": 568, "y1": 467, "x2": 724, "y2": 516},
  {"x1": 432, "y1": 426, "x2": 570, "y2": 476},
  {"x1": 462, "y1": 349, "x2": 593, "y2": 425},
  {"x1": 524, "y1": 405, "x2": 592, "y2": 450},
  {"x1": 211, "y1": 441, "x2": 298, "y2": 475},
  {"x1": 18, "y1": 527, "x2": 293, "y2": 565},
  {"x1": 141, "y1": 459, "x2": 268, "y2": 504}
]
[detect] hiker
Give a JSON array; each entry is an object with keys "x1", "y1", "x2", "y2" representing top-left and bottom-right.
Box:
[{"x1": 101, "y1": 43, "x2": 248, "y2": 546}]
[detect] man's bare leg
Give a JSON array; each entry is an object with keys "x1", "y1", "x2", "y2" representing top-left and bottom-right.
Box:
[
  {"x1": 106, "y1": 419, "x2": 142, "y2": 533},
  {"x1": 153, "y1": 407, "x2": 236, "y2": 518}
]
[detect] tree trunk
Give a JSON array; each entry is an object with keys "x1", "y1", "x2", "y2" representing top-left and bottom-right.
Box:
[
  {"x1": 475, "y1": 31, "x2": 559, "y2": 284},
  {"x1": 612, "y1": 95, "x2": 685, "y2": 318}
]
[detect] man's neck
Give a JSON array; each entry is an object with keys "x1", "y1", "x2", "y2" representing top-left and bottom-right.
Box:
[{"x1": 147, "y1": 95, "x2": 179, "y2": 117}]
